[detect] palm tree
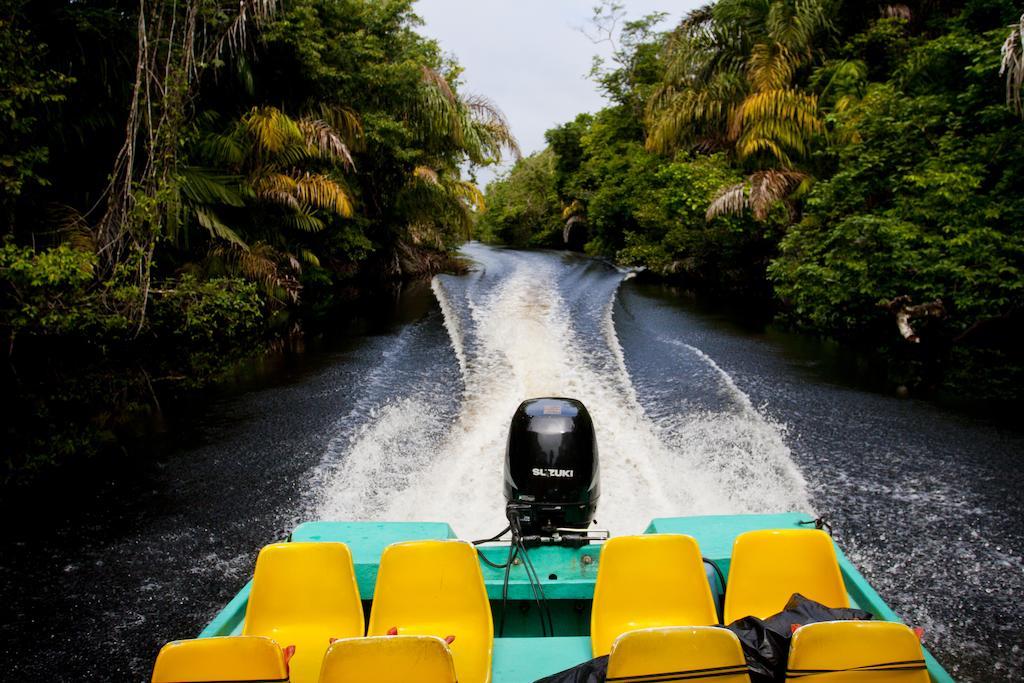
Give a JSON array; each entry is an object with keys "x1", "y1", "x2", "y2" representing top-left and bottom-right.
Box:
[
  {"x1": 645, "y1": 0, "x2": 835, "y2": 220},
  {"x1": 173, "y1": 104, "x2": 360, "y2": 302},
  {"x1": 388, "y1": 68, "x2": 518, "y2": 257}
]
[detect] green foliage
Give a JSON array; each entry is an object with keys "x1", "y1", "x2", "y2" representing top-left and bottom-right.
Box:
[
  {"x1": 772, "y1": 25, "x2": 1024, "y2": 341},
  {"x1": 0, "y1": 244, "x2": 266, "y2": 479},
  {"x1": 149, "y1": 275, "x2": 265, "y2": 377},
  {"x1": 477, "y1": 150, "x2": 562, "y2": 247},
  {"x1": 0, "y1": 0, "x2": 519, "y2": 478},
  {"x1": 485, "y1": 1, "x2": 1024, "y2": 398},
  {"x1": 0, "y1": 242, "x2": 132, "y2": 341},
  {"x1": 0, "y1": 13, "x2": 70, "y2": 220}
]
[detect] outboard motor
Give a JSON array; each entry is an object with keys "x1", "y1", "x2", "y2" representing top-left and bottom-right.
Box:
[{"x1": 503, "y1": 397, "x2": 601, "y2": 544}]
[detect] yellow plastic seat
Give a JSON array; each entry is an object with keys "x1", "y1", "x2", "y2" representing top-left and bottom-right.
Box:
[
  {"x1": 787, "y1": 621, "x2": 929, "y2": 681},
  {"x1": 607, "y1": 626, "x2": 751, "y2": 682},
  {"x1": 723, "y1": 529, "x2": 849, "y2": 624},
  {"x1": 151, "y1": 636, "x2": 289, "y2": 683},
  {"x1": 367, "y1": 540, "x2": 493, "y2": 683},
  {"x1": 243, "y1": 542, "x2": 363, "y2": 683},
  {"x1": 318, "y1": 635, "x2": 457, "y2": 683},
  {"x1": 590, "y1": 534, "x2": 719, "y2": 657}
]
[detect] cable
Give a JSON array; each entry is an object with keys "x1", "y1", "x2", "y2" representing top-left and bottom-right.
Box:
[
  {"x1": 510, "y1": 513, "x2": 546, "y2": 636},
  {"x1": 471, "y1": 525, "x2": 511, "y2": 546},
  {"x1": 517, "y1": 534, "x2": 554, "y2": 636},
  {"x1": 472, "y1": 524, "x2": 515, "y2": 569},
  {"x1": 506, "y1": 508, "x2": 554, "y2": 637},
  {"x1": 479, "y1": 551, "x2": 516, "y2": 570},
  {"x1": 798, "y1": 516, "x2": 833, "y2": 536},
  {"x1": 498, "y1": 543, "x2": 517, "y2": 637}
]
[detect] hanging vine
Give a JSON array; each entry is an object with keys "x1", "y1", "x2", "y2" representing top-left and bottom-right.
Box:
[{"x1": 97, "y1": 0, "x2": 278, "y2": 329}]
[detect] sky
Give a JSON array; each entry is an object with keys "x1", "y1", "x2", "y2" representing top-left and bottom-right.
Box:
[{"x1": 413, "y1": 1, "x2": 703, "y2": 186}]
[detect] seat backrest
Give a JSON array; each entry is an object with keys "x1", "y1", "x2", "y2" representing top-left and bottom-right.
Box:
[
  {"x1": 590, "y1": 534, "x2": 719, "y2": 657},
  {"x1": 243, "y1": 542, "x2": 363, "y2": 683},
  {"x1": 607, "y1": 626, "x2": 751, "y2": 682},
  {"x1": 151, "y1": 636, "x2": 289, "y2": 683},
  {"x1": 367, "y1": 540, "x2": 493, "y2": 683},
  {"x1": 318, "y1": 636, "x2": 457, "y2": 683},
  {"x1": 787, "y1": 621, "x2": 930, "y2": 681},
  {"x1": 723, "y1": 529, "x2": 848, "y2": 624}
]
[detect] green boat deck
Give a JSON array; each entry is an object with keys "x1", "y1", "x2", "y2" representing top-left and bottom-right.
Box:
[{"x1": 199, "y1": 512, "x2": 955, "y2": 682}]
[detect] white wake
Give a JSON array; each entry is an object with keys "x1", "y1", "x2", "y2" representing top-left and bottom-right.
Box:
[{"x1": 314, "y1": 256, "x2": 811, "y2": 537}]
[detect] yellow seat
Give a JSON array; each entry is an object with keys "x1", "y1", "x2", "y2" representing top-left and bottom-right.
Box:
[
  {"x1": 242, "y1": 542, "x2": 363, "y2": 683},
  {"x1": 367, "y1": 540, "x2": 493, "y2": 683},
  {"x1": 151, "y1": 636, "x2": 289, "y2": 682},
  {"x1": 590, "y1": 534, "x2": 719, "y2": 657},
  {"x1": 723, "y1": 529, "x2": 849, "y2": 624},
  {"x1": 607, "y1": 626, "x2": 751, "y2": 682},
  {"x1": 787, "y1": 621, "x2": 929, "y2": 681},
  {"x1": 318, "y1": 635, "x2": 457, "y2": 683}
]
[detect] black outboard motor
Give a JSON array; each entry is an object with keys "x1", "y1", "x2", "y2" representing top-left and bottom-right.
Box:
[{"x1": 503, "y1": 397, "x2": 600, "y2": 543}]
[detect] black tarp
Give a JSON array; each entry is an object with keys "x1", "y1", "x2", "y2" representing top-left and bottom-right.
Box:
[
  {"x1": 729, "y1": 593, "x2": 873, "y2": 682},
  {"x1": 533, "y1": 594, "x2": 872, "y2": 683}
]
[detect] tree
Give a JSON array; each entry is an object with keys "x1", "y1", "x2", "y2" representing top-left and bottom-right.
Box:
[
  {"x1": 0, "y1": 7, "x2": 70, "y2": 228},
  {"x1": 477, "y1": 150, "x2": 561, "y2": 247},
  {"x1": 646, "y1": 0, "x2": 836, "y2": 220}
]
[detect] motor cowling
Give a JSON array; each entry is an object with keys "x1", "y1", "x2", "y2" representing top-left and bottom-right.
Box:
[{"x1": 503, "y1": 397, "x2": 600, "y2": 538}]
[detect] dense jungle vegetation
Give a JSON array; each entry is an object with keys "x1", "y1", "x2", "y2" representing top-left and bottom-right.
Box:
[
  {"x1": 480, "y1": 0, "x2": 1024, "y2": 401},
  {"x1": 4, "y1": 0, "x2": 1024, "y2": 481},
  {"x1": 0, "y1": 0, "x2": 517, "y2": 479}
]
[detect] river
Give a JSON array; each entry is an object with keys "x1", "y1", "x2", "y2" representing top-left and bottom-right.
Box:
[{"x1": 1, "y1": 244, "x2": 1021, "y2": 681}]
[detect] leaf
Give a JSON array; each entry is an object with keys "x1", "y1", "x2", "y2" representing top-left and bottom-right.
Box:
[{"x1": 195, "y1": 208, "x2": 249, "y2": 249}]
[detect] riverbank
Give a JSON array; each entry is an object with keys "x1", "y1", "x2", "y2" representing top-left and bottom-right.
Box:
[
  {"x1": 625, "y1": 267, "x2": 1024, "y2": 414},
  {"x1": 0, "y1": 248, "x2": 465, "y2": 489},
  {"x1": 1, "y1": 0, "x2": 514, "y2": 485},
  {"x1": 477, "y1": 2, "x2": 1024, "y2": 405}
]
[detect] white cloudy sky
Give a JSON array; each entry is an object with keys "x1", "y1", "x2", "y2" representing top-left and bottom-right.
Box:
[{"x1": 413, "y1": 1, "x2": 702, "y2": 186}]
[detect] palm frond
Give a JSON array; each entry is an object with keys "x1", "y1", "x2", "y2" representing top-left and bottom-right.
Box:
[
  {"x1": 315, "y1": 104, "x2": 364, "y2": 150},
  {"x1": 811, "y1": 58, "x2": 867, "y2": 110},
  {"x1": 748, "y1": 43, "x2": 797, "y2": 91},
  {"x1": 413, "y1": 165, "x2": 440, "y2": 185},
  {"x1": 421, "y1": 65, "x2": 458, "y2": 106},
  {"x1": 299, "y1": 248, "x2": 321, "y2": 267},
  {"x1": 51, "y1": 205, "x2": 97, "y2": 255},
  {"x1": 881, "y1": 4, "x2": 912, "y2": 20},
  {"x1": 254, "y1": 173, "x2": 300, "y2": 210},
  {"x1": 211, "y1": 241, "x2": 301, "y2": 303},
  {"x1": 461, "y1": 93, "x2": 521, "y2": 161},
  {"x1": 179, "y1": 167, "x2": 245, "y2": 207},
  {"x1": 195, "y1": 130, "x2": 247, "y2": 167},
  {"x1": 244, "y1": 106, "x2": 302, "y2": 155},
  {"x1": 732, "y1": 88, "x2": 822, "y2": 164},
  {"x1": 196, "y1": 207, "x2": 249, "y2": 249},
  {"x1": 298, "y1": 118, "x2": 355, "y2": 169},
  {"x1": 707, "y1": 169, "x2": 807, "y2": 221},
  {"x1": 766, "y1": 0, "x2": 834, "y2": 55},
  {"x1": 294, "y1": 173, "x2": 354, "y2": 217},
  {"x1": 748, "y1": 169, "x2": 806, "y2": 219},
  {"x1": 646, "y1": 70, "x2": 746, "y2": 153},
  {"x1": 450, "y1": 179, "x2": 486, "y2": 213},
  {"x1": 282, "y1": 211, "x2": 326, "y2": 233},
  {"x1": 707, "y1": 181, "x2": 749, "y2": 220}
]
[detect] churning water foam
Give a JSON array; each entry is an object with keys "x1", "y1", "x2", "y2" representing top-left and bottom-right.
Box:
[{"x1": 314, "y1": 251, "x2": 811, "y2": 538}]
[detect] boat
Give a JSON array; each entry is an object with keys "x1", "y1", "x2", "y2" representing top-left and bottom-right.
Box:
[{"x1": 150, "y1": 398, "x2": 956, "y2": 682}]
